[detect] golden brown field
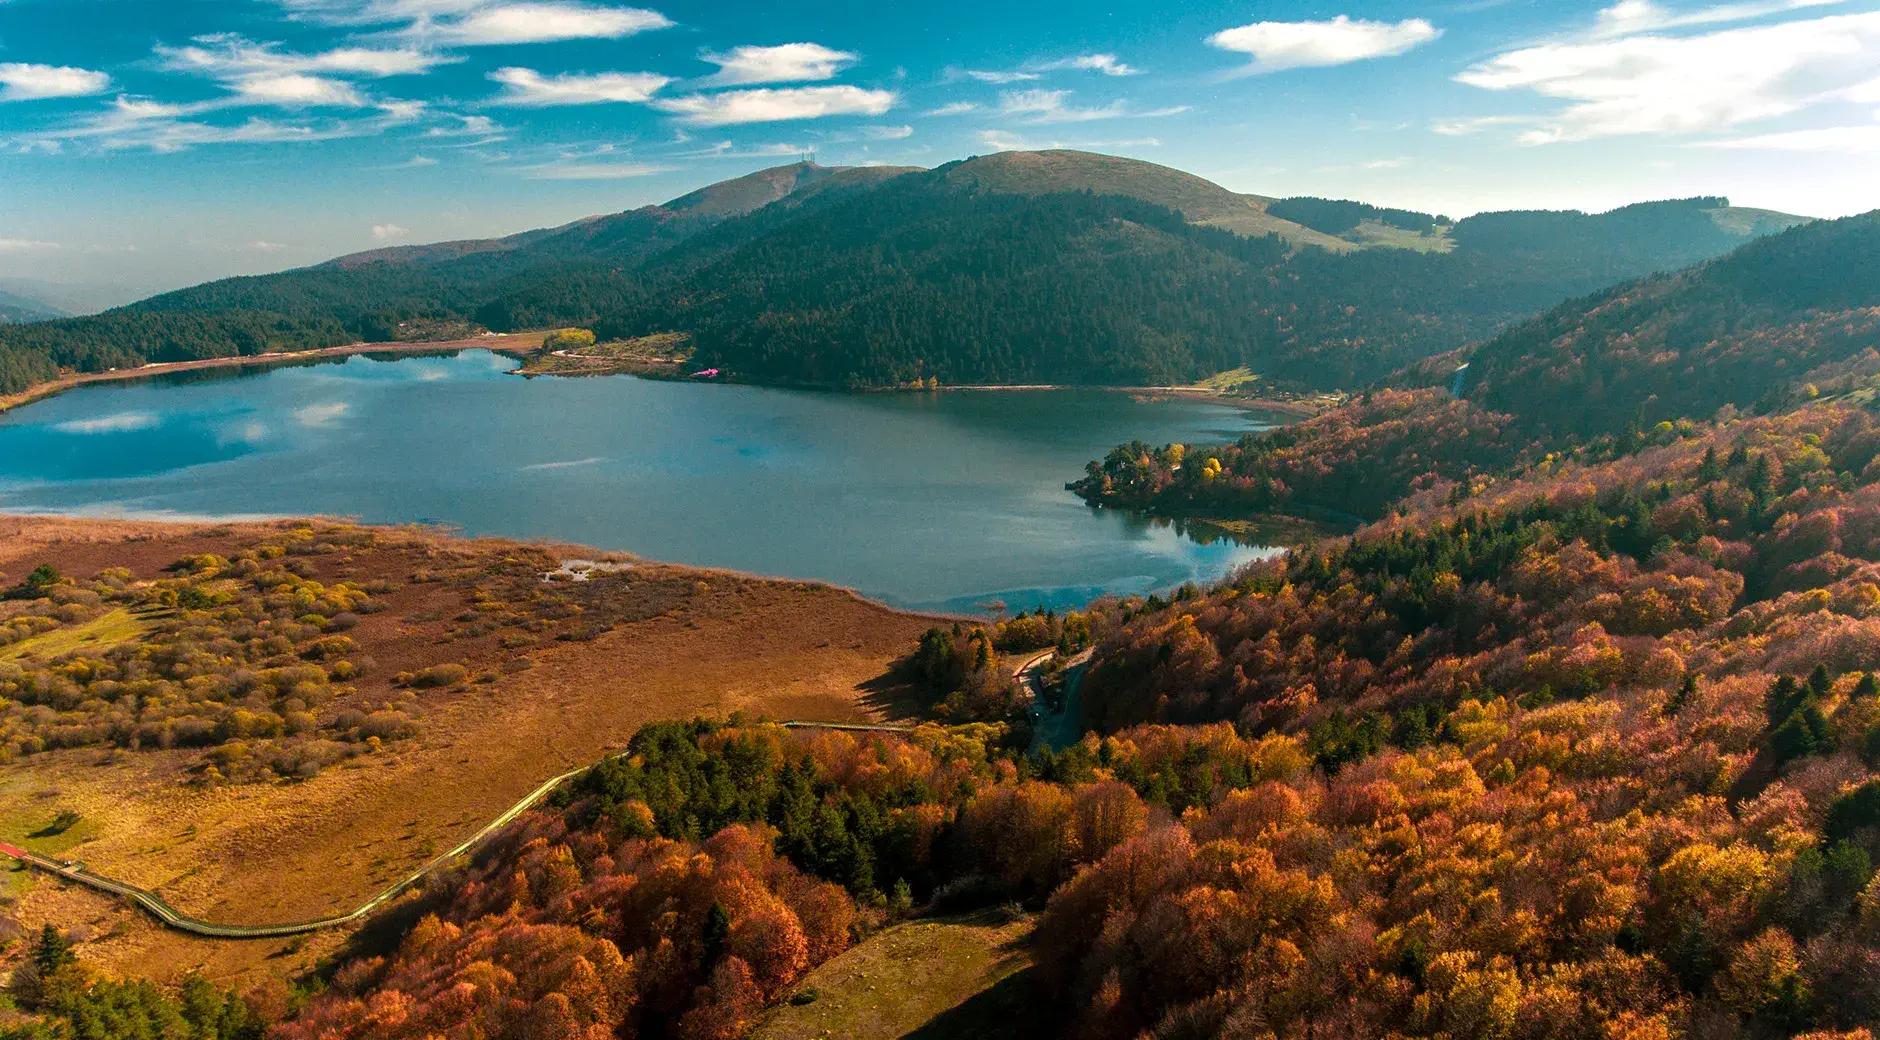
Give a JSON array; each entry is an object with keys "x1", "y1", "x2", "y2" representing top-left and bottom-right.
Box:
[{"x1": 0, "y1": 514, "x2": 938, "y2": 986}]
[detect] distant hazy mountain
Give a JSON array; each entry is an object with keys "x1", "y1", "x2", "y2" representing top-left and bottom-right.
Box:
[
  {"x1": 0, "y1": 150, "x2": 1810, "y2": 396},
  {"x1": 0, "y1": 286, "x2": 66, "y2": 324}
]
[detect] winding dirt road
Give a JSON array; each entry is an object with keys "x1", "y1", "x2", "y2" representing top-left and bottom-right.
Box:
[
  {"x1": 1, "y1": 718, "x2": 930, "y2": 940},
  {"x1": 0, "y1": 753, "x2": 593, "y2": 939}
]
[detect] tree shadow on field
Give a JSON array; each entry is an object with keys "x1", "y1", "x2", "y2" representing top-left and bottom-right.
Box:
[
  {"x1": 899, "y1": 964, "x2": 1052, "y2": 1040},
  {"x1": 855, "y1": 661, "x2": 931, "y2": 722}
]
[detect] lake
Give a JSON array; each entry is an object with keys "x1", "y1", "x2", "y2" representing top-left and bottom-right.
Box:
[{"x1": 0, "y1": 350, "x2": 1283, "y2": 614}]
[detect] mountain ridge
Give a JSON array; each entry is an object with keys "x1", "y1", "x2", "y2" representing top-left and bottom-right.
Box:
[{"x1": 0, "y1": 149, "x2": 1816, "y2": 398}]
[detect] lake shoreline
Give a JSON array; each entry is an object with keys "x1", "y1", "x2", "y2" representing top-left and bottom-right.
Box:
[
  {"x1": 923, "y1": 383, "x2": 1332, "y2": 415},
  {"x1": 1, "y1": 335, "x2": 1332, "y2": 419},
  {"x1": 0, "y1": 332, "x2": 548, "y2": 417},
  {"x1": 0, "y1": 509, "x2": 971, "y2": 625}
]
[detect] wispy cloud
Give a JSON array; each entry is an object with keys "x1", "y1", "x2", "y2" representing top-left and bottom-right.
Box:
[
  {"x1": 679, "y1": 122, "x2": 912, "y2": 159},
  {"x1": 1207, "y1": 15, "x2": 1441, "y2": 73},
  {"x1": 952, "y1": 67, "x2": 1040, "y2": 85},
  {"x1": 926, "y1": 101, "x2": 980, "y2": 117},
  {"x1": 0, "y1": 63, "x2": 111, "y2": 102},
  {"x1": 150, "y1": 33, "x2": 453, "y2": 111},
  {"x1": 1591, "y1": 0, "x2": 1845, "y2": 37},
  {"x1": 521, "y1": 160, "x2": 670, "y2": 179},
  {"x1": 653, "y1": 85, "x2": 896, "y2": 125},
  {"x1": 947, "y1": 52, "x2": 1141, "y2": 86},
  {"x1": 155, "y1": 34, "x2": 449, "y2": 79},
  {"x1": 697, "y1": 43, "x2": 858, "y2": 86},
  {"x1": 1456, "y1": 8, "x2": 1880, "y2": 143},
  {"x1": 1430, "y1": 114, "x2": 1536, "y2": 137},
  {"x1": 15, "y1": 96, "x2": 427, "y2": 152},
  {"x1": 1698, "y1": 123, "x2": 1880, "y2": 152},
  {"x1": 489, "y1": 66, "x2": 669, "y2": 105},
  {"x1": 273, "y1": 0, "x2": 493, "y2": 23},
  {"x1": 0, "y1": 237, "x2": 59, "y2": 251},
  {"x1": 977, "y1": 128, "x2": 1161, "y2": 152},
  {"x1": 1034, "y1": 53, "x2": 1140, "y2": 77},
  {"x1": 423, "y1": 113, "x2": 503, "y2": 138},
  {"x1": 997, "y1": 88, "x2": 1187, "y2": 124}
]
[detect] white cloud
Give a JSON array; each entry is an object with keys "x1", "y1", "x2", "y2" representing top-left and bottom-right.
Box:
[
  {"x1": 0, "y1": 237, "x2": 59, "y2": 251},
  {"x1": 997, "y1": 88, "x2": 1188, "y2": 124},
  {"x1": 489, "y1": 66, "x2": 669, "y2": 105},
  {"x1": 417, "y1": 3, "x2": 671, "y2": 46},
  {"x1": 232, "y1": 73, "x2": 368, "y2": 107},
  {"x1": 1207, "y1": 16, "x2": 1441, "y2": 72},
  {"x1": 371, "y1": 223, "x2": 410, "y2": 241},
  {"x1": 1699, "y1": 123, "x2": 1880, "y2": 151},
  {"x1": 653, "y1": 85, "x2": 896, "y2": 125},
  {"x1": 1035, "y1": 53, "x2": 1140, "y2": 77},
  {"x1": 926, "y1": 101, "x2": 979, "y2": 116},
  {"x1": 248, "y1": 240, "x2": 289, "y2": 251},
  {"x1": 1457, "y1": 10, "x2": 1880, "y2": 143},
  {"x1": 0, "y1": 63, "x2": 111, "y2": 101},
  {"x1": 401, "y1": 154, "x2": 439, "y2": 166},
  {"x1": 698, "y1": 43, "x2": 857, "y2": 86},
  {"x1": 523, "y1": 160, "x2": 670, "y2": 179}
]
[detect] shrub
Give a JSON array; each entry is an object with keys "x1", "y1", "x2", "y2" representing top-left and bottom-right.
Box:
[{"x1": 407, "y1": 663, "x2": 468, "y2": 689}]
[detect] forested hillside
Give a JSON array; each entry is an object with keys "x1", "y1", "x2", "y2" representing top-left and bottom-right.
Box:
[
  {"x1": 1073, "y1": 210, "x2": 1880, "y2": 526},
  {"x1": 1465, "y1": 213, "x2": 1880, "y2": 439},
  {"x1": 0, "y1": 152, "x2": 1804, "y2": 397}
]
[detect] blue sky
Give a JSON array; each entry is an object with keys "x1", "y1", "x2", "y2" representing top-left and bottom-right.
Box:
[{"x1": 2, "y1": 0, "x2": 1878, "y2": 303}]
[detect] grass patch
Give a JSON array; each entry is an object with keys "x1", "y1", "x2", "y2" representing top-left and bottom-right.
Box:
[
  {"x1": 1193, "y1": 366, "x2": 1261, "y2": 392},
  {"x1": 0, "y1": 803, "x2": 100, "y2": 899},
  {"x1": 751, "y1": 910, "x2": 1044, "y2": 1040},
  {"x1": 1344, "y1": 220, "x2": 1455, "y2": 253},
  {"x1": 0, "y1": 805, "x2": 99, "y2": 858},
  {"x1": 1181, "y1": 512, "x2": 1346, "y2": 546},
  {"x1": 516, "y1": 332, "x2": 694, "y2": 377},
  {"x1": 0, "y1": 607, "x2": 152, "y2": 662}
]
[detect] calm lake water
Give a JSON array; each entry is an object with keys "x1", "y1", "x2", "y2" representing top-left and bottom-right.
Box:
[{"x1": 0, "y1": 350, "x2": 1282, "y2": 613}]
